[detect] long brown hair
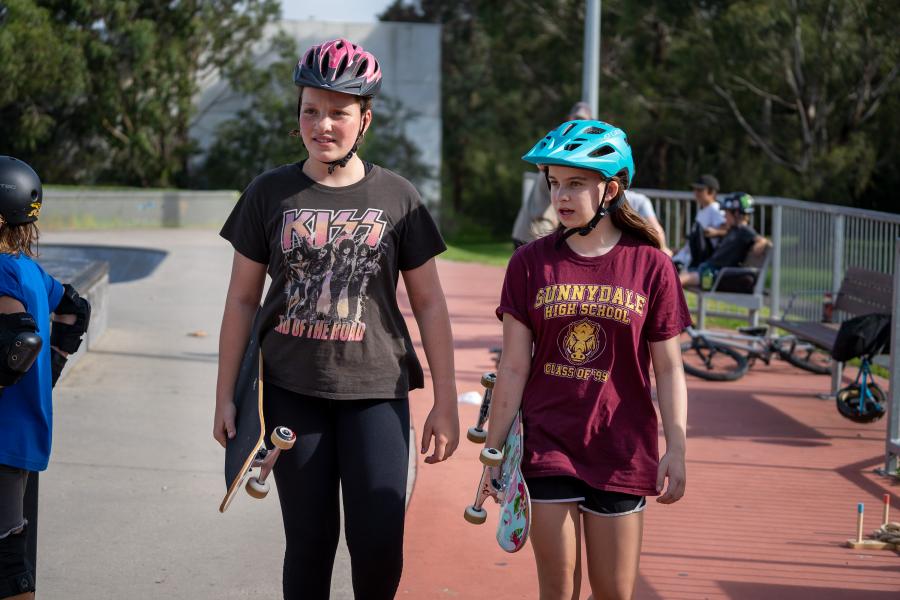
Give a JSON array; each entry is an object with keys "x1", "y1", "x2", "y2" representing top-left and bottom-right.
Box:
[
  {"x1": 0, "y1": 222, "x2": 39, "y2": 257},
  {"x1": 609, "y1": 176, "x2": 661, "y2": 249}
]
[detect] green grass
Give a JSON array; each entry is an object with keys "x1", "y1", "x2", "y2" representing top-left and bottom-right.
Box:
[{"x1": 442, "y1": 241, "x2": 513, "y2": 267}]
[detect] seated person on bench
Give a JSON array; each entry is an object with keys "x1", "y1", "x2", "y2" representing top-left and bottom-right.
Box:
[
  {"x1": 679, "y1": 192, "x2": 768, "y2": 288},
  {"x1": 672, "y1": 174, "x2": 726, "y2": 271}
]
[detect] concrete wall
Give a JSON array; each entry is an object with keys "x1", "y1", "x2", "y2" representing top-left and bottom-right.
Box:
[
  {"x1": 191, "y1": 20, "x2": 442, "y2": 213},
  {"x1": 40, "y1": 189, "x2": 238, "y2": 229}
]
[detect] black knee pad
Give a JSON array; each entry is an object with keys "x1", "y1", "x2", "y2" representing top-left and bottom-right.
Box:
[{"x1": 0, "y1": 530, "x2": 34, "y2": 598}]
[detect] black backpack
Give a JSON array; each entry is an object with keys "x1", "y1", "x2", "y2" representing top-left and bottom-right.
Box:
[
  {"x1": 830, "y1": 313, "x2": 891, "y2": 362},
  {"x1": 687, "y1": 221, "x2": 714, "y2": 268}
]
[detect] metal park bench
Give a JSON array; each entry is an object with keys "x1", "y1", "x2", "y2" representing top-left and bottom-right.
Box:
[
  {"x1": 768, "y1": 266, "x2": 893, "y2": 391},
  {"x1": 684, "y1": 240, "x2": 773, "y2": 329}
]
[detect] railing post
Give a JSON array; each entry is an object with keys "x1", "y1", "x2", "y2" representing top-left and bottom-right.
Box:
[
  {"x1": 886, "y1": 238, "x2": 900, "y2": 475},
  {"x1": 770, "y1": 205, "x2": 782, "y2": 319},
  {"x1": 832, "y1": 214, "x2": 845, "y2": 296},
  {"x1": 829, "y1": 214, "x2": 846, "y2": 395}
]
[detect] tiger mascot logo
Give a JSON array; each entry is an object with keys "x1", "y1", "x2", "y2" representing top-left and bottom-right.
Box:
[{"x1": 558, "y1": 318, "x2": 606, "y2": 365}]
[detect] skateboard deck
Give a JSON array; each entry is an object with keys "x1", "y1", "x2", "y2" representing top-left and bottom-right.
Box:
[
  {"x1": 219, "y1": 320, "x2": 295, "y2": 513},
  {"x1": 492, "y1": 412, "x2": 531, "y2": 552},
  {"x1": 464, "y1": 375, "x2": 531, "y2": 552}
]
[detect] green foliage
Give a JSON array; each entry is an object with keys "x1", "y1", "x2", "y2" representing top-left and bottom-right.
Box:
[
  {"x1": 0, "y1": 0, "x2": 280, "y2": 187},
  {"x1": 382, "y1": 0, "x2": 900, "y2": 238},
  {"x1": 0, "y1": 0, "x2": 88, "y2": 152},
  {"x1": 196, "y1": 32, "x2": 303, "y2": 190}
]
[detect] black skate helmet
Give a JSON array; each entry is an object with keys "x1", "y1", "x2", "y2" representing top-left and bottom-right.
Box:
[{"x1": 0, "y1": 156, "x2": 43, "y2": 225}]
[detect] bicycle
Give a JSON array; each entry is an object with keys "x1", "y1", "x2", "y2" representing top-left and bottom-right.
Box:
[
  {"x1": 835, "y1": 355, "x2": 886, "y2": 423},
  {"x1": 680, "y1": 325, "x2": 833, "y2": 381}
]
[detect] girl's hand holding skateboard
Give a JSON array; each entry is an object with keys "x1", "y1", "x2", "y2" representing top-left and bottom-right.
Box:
[{"x1": 213, "y1": 399, "x2": 237, "y2": 448}]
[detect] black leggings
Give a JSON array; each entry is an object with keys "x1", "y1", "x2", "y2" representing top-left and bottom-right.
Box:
[{"x1": 264, "y1": 384, "x2": 410, "y2": 600}]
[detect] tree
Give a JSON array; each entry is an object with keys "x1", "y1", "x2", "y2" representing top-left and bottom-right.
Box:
[
  {"x1": 381, "y1": 0, "x2": 586, "y2": 235},
  {"x1": 382, "y1": 0, "x2": 900, "y2": 232},
  {"x1": 0, "y1": 0, "x2": 280, "y2": 187},
  {"x1": 0, "y1": 0, "x2": 88, "y2": 165}
]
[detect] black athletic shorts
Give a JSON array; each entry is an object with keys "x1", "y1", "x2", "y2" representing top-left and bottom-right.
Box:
[{"x1": 527, "y1": 475, "x2": 646, "y2": 517}]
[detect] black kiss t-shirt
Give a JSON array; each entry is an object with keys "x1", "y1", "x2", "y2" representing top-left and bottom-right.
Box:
[{"x1": 220, "y1": 163, "x2": 446, "y2": 399}]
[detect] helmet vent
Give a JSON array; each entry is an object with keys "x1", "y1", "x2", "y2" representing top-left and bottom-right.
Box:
[
  {"x1": 305, "y1": 52, "x2": 314, "y2": 68},
  {"x1": 31, "y1": 190, "x2": 38, "y2": 200},
  {"x1": 583, "y1": 127, "x2": 604, "y2": 135},
  {"x1": 562, "y1": 123, "x2": 577, "y2": 136},
  {"x1": 564, "y1": 143, "x2": 582, "y2": 152},
  {"x1": 335, "y1": 55, "x2": 348, "y2": 78},
  {"x1": 588, "y1": 145, "x2": 615, "y2": 158},
  {"x1": 356, "y1": 59, "x2": 369, "y2": 76}
]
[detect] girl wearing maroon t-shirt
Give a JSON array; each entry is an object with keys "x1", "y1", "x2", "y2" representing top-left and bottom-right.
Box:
[{"x1": 486, "y1": 120, "x2": 690, "y2": 599}]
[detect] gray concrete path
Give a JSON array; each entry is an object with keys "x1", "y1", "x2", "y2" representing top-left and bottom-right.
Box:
[{"x1": 36, "y1": 229, "x2": 359, "y2": 599}]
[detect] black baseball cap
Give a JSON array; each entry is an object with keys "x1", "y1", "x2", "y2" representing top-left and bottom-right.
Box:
[{"x1": 691, "y1": 174, "x2": 719, "y2": 191}]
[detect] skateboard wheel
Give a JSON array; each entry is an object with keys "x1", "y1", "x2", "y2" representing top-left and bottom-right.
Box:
[
  {"x1": 246, "y1": 476, "x2": 270, "y2": 499},
  {"x1": 467, "y1": 426, "x2": 487, "y2": 444},
  {"x1": 480, "y1": 447, "x2": 503, "y2": 467},
  {"x1": 464, "y1": 505, "x2": 488, "y2": 525},
  {"x1": 481, "y1": 373, "x2": 496, "y2": 389},
  {"x1": 271, "y1": 426, "x2": 296, "y2": 450}
]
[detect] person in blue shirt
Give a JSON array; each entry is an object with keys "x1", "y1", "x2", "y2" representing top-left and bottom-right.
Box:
[{"x1": 0, "y1": 156, "x2": 91, "y2": 600}]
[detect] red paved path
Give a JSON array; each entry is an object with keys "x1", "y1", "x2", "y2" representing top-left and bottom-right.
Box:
[{"x1": 397, "y1": 259, "x2": 899, "y2": 599}]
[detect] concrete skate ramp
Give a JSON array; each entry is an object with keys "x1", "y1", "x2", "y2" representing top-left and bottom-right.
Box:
[{"x1": 39, "y1": 244, "x2": 167, "y2": 283}]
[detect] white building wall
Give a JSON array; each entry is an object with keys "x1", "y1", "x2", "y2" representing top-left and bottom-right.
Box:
[{"x1": 191, "y1": 19, "x2": 442, "y2": 212}]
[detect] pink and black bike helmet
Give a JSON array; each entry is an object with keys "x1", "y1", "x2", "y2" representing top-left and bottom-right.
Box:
[
  {"x1": 293, "y1": 38, "x2": 382, "y2": 97},
  {"x1": 291, "y1": 39, "x2": 383, "y2": 173}
]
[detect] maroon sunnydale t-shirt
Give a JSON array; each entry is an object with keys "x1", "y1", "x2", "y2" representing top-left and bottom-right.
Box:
[{"x1": 497, "y1": 231, "x2": 691, "y2": 496}]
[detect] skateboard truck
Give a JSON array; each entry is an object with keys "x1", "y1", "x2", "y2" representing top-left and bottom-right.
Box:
[
  {"x1": 464, "y1": 446, "x2": 505, "y2": 524},
  {"x1": 466, "y1": 372, "x2": 495, "y2": 444},
  {"x1": 245, "y1": 426, "x2": 296, "y2": 499}
]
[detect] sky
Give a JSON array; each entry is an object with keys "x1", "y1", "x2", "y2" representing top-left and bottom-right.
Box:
[{"x1": 279, "y1": 0, "x2": 396, "y2": 23}]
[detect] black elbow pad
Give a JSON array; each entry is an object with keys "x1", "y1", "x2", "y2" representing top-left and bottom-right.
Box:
[
  {"x1": 51, "y1": 284, "x2": 91, "y2": 354},
  {"x1": 0, "y1": 312, "x2": 42, "y2": 387}
]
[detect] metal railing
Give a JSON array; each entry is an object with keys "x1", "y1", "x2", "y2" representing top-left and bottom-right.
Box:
[{"x1": 633, "y1": 188, "x2": 900, "y2": 321}]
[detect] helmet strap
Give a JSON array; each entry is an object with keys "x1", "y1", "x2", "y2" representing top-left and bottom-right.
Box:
[
  {"x1": 555, "y1": 180, "x2": 614, "y2": 249},
  {"x1": 324, "y1": 114, "x2": 367, "y2": 174}
]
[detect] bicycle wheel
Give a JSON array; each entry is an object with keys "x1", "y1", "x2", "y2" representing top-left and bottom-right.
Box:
[
  {"x1": 680, "y1": 338, "x2": 749, "y2": 381},
  {"x1": 777, "y1": 339, "x2": 832, "y2": 375},
  {"x1": 835, "y1": 382, "x2": 886, "y2": 423}
]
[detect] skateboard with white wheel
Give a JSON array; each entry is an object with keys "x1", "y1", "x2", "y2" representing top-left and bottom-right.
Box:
[
  {"x1": 464, "y1": 408, "x2": 531, "y2": 553},
  {"x1": 219, "y1": 318, "x2": 296, "y2": 513},
  {"x1": 466, "y1": 372, "x2": 495, "y2": 443}
]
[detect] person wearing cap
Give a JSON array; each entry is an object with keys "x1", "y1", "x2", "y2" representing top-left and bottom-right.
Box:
[
  {"x1": 672, "y1": 174, "x2": 726, "y2": 270},
  {"x1": 679, "y1": 192, "x2": 768, "y2": 288}
]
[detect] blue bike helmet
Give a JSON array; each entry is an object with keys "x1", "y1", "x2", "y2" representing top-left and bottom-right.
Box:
[
  {"x1": 522, "y1": 120, "x2": 635, "y2": 245},
  {"x1": 523, "y1": 120, "x2": 635, "y2": 188}
]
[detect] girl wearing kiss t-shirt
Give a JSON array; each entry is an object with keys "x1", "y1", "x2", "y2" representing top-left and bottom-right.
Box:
[
  {"x1": 486, "y1": 120, "x2": 690, "y2": 600},
  {"x1": 215, "y1": 39, "x2": 458, "y2": 600}
]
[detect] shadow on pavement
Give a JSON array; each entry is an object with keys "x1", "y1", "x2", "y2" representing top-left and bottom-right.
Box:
[{"x1": 39, "y1": 244, "x2": 167, "y2": 283}]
